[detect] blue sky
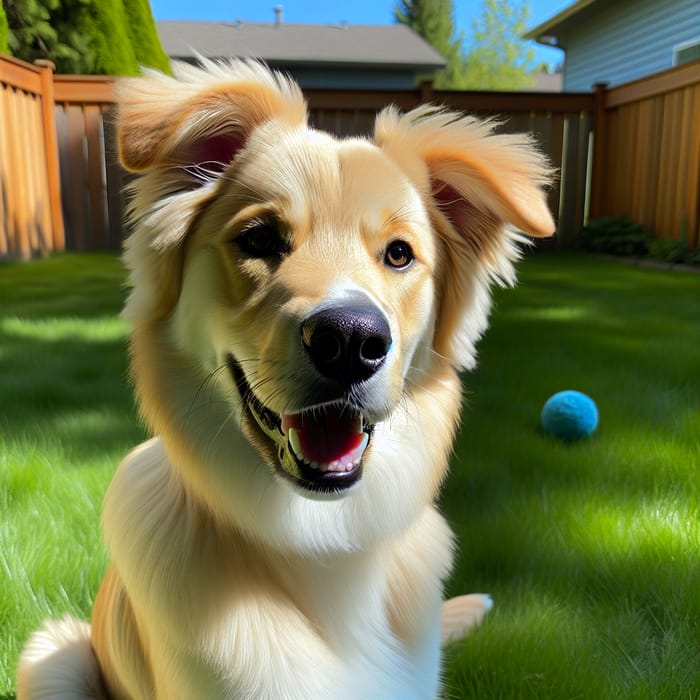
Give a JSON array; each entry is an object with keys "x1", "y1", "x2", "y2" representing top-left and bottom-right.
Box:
[{"x1": 149, "y1": 0, "x2": 570, "y2": 67}]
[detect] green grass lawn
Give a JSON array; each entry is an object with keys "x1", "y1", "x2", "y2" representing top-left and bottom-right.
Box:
[{"x1": 1, "y1": 252, "x2": 699, "y2": 699}]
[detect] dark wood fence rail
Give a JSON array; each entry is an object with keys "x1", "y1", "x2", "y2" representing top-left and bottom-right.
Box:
[{"x1": 1, "y1": 54, "x2": 698, "y2": 259}]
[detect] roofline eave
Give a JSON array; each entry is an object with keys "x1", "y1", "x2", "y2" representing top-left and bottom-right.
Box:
[
  {"x1": 524, "y1": 0, "x2": 600, "y2": 40},
  {"x1": 168, "y1": 54, "x2": 447, "y2": 72}
]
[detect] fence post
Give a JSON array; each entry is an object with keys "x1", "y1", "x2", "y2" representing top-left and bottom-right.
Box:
[
  {"x1": 34, "y1": 59, "x2": 65, "y2": 252},
  {"x1": 588, "y1": 82, "x2": 608, "y2": 221},
  {"x1": 419, "y1": 80, "x2": 434, "y2": 104}
]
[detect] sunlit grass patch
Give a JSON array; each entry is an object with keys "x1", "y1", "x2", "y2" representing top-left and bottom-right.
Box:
[
  {"x1": 442, "y1": 253, "x2": 700, "y2": 698},
  {"x1": 1, "y1": 251, "x2": 699, "y2": 698}
]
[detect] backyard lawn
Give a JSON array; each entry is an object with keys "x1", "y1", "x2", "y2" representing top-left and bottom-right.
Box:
[{"x1": 1, "y1": 251, "x2": 698, "y2": 699}]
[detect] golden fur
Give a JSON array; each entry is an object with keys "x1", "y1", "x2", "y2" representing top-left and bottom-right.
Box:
[{"x1": 18, "y1": 60, "x2": 553, "y2": 699}]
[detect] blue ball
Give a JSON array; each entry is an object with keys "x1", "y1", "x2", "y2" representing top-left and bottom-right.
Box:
[{"x1": 541, "y1": 390, "x2": 599, "y2": 441}]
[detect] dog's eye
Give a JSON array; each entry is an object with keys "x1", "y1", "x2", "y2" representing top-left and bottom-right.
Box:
[
  {"x1": 384, "y1": 240, "x2": 414, "y2": 270},
  {"x1": 236, "y1": 223, "x2": 288, "y2": 259}
]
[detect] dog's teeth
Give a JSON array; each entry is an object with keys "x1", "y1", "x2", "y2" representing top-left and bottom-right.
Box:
[
  {"x1": 288, "y1": 428, "x2": 303, "y2": 460},
  {"x1": 358, "y1": 432, "x2": 369, "y2": 454}
]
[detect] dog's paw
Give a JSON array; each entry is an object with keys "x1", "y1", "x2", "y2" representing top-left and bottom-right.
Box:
[{"x1": 440, "y1": 593, "x2": 493, "y2": 646}]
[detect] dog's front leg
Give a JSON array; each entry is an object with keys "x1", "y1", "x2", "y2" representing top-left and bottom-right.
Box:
[{"x1": 92, "y1": 565, "x2": 155, "y2": 700}]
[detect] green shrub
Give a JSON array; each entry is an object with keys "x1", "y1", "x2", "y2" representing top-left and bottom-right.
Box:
[
  {"x1": 648, "y1": 229, "x2": 700, "y2": 266},
  {"x1": 579, "y1": 216, "x2": 652, "y2": 257}
]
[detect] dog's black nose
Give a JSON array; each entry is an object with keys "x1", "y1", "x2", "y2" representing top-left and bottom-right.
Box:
[{"x1": 302, "y1": 305, "x2": 392, "y2": 385}]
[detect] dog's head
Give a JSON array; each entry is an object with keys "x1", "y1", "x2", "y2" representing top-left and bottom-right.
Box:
[{"x1": 117, "y1": 61, "x2": 553, "y2": 549}]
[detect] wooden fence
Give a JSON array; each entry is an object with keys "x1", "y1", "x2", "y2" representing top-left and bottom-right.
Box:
[
  {"x1": 590, "y1": 61, "x2": 700, "y2": 248},
  {"x1": 0, "y1": 57, "x2": 63, "y2": 259},
  {"x1": 53, "y1": 75, "x2": 123, "y2": 253},
  {"x1": 1, "y1": 54, "x2": 699, "y2": 259},
  {"x1": 306, "y1": 86, "x2": 594, "y2": 246}
]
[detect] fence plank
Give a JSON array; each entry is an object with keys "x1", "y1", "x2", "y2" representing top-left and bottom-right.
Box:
[
  {"x1": 64, "y1": 105, "x2": 90, "y2": 251},
  {"x1": 24, "y1": 93, "x2": 41, "y2": 253},
  {"x1": 37, "y1": 61, "x2": 65, "y2": 252},
  {"x1": 85, "y1": 104, "x2": 108, "y2": 249},
  {"x1": 10, "y1": 89, "x2": 31, "y2": 258},
  {"x1": 103, "y1": 109, "x2": 127, "y2": 249},
  {"x1": 0, "y1": 86, "x2": 7, "y2": 258},
  {"x1": 0, "y1": 84, "x2": 18, "y2": 257},
  {"x1": 686, "y1": 86, "x2": 700, "y2": 247}
]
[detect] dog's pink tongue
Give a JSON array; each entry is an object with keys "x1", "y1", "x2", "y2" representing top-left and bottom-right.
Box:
[{"x1": 282, "y1": 407, "x2": 363, "y2": 465}]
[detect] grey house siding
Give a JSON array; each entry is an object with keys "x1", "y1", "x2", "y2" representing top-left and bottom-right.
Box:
[{"x1": 561, "y1": 0, "x2": 700, "y2": 90}]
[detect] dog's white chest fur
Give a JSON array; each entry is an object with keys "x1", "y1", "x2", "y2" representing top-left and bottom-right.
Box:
[{"x1": 100, "y1": 438, "x2": 447, "y2": 700}]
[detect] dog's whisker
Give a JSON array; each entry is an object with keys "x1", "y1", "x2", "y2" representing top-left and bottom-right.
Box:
[{"x1": 184, "y1": 364, "x2": 228, "y2": 418}]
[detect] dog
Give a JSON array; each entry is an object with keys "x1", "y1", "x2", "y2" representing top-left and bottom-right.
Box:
[{"x1": 18, "y1": 60, "x2": 553, "y2": 699}]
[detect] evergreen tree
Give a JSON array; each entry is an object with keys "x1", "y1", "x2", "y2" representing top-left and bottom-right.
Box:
[
  {"x1": 3, "y1": 0, "x2": 169, "y2": 75},
  {"x1": 4, "y1": 0, "x2": 80, "y2": 69},
  {"x1": 0, "y1": 3, "x2": 8, "y2": 54},
  {"x1": 462, "y1": 0, "x2": 536, "y2": 90},
  {"x1": 122, "y1": 0, "x2": 169, "y2": 72},
  {"x1": 394, "y1": 0, "x2": 465, "y2": 89}
]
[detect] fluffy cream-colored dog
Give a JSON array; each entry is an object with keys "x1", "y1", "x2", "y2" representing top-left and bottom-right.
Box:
[{"x1": 18, "y1": 60, "x2": 553, "y2": 699}]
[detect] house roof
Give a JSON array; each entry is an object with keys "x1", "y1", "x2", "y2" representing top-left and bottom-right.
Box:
[
  {"x1": 156, "y1": 21, "x2": 447, "y2": 71},
  {"x1": 524, "y1": 0, "x2": 603, "y2": 43}
]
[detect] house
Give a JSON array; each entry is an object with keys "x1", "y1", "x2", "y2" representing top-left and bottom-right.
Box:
[
  {"x1": 156, "y1": 13, "x2": 446, "y2": 90},
  {"x1": 525, "y1": 0, "x2": 700, "y2": 91}
]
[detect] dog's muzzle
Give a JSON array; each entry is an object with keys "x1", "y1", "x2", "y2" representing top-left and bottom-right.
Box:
[{"x1": 228, "y1": 304, "x2": 392, "y2": 495}]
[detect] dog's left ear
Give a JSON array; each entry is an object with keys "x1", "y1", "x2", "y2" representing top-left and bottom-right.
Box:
[
  {"x1": 375, "y1": 106, "x2": 555, "y2": 369},
  {"x1": 375, "y1": 105, "x2": 555, "y2": 239}
]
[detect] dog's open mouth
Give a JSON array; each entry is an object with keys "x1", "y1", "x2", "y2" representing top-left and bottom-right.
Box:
[{"x1": 227, "y1": 355, "x2": 372, "y2": 493}]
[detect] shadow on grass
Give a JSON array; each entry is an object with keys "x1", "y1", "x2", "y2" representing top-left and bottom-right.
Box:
[
  {"x1": 0, "y1": 253, "x2": 146, "y2": 462},
  {"x1": 0, "y1": 252, "x2": 127, "y2": 321}
]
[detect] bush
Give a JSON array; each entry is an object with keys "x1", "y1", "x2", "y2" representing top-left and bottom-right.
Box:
[
  {"x1": 579, "y1": 216, "x2": 652, "y2": 257},
  {"x1": 648, "y1": 233, "x2": 700, "y2": 265}
]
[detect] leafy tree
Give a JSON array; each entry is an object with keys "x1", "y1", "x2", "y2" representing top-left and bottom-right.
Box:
[
  {"x1": 3, "y1": 0, "x2": 169, "y2": 75},
  {"x1": 394, "y1": 0, "x2": 465, "y2": 89},
  {"x1": 462, "y1": 0, "x2": 536, "y2": 90},
  {"x1": 395, "y1": 0, "x2": 538, "y2": 91}
]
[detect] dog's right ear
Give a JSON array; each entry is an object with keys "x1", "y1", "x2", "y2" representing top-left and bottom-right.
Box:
[
  {"x1": 118, "y1": 61, "x2": 309, "y2": 327},
  {"x1": 116, "y1": 60, "x2": 308, "y2": 174}
]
